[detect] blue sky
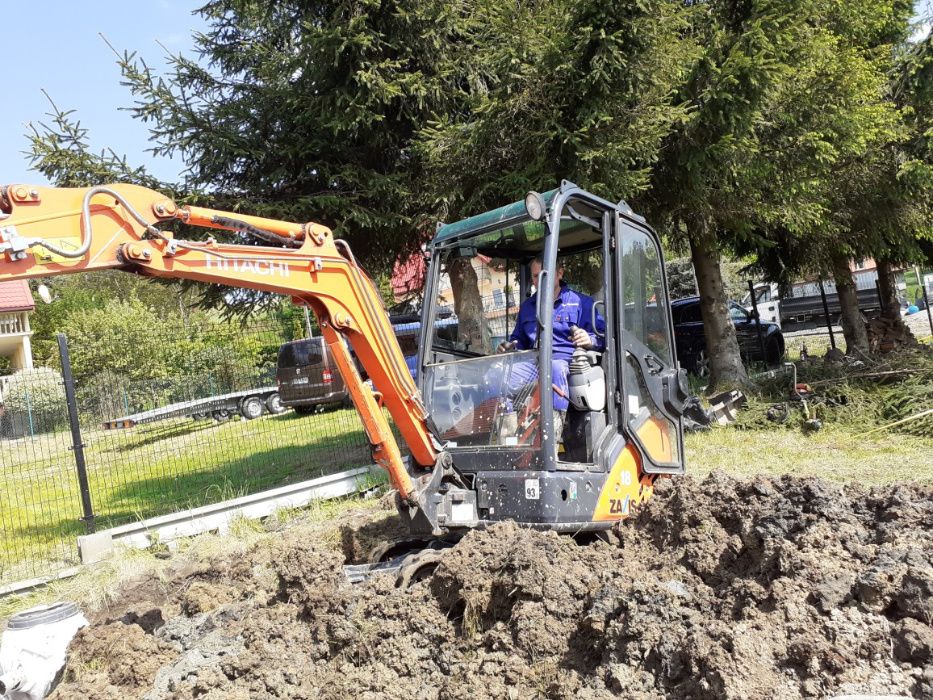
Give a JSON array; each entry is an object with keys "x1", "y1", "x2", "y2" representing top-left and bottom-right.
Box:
[
  {"x1": 2, "y1": 1, "x2": 931, "y2": 189},
  {"x1": 0, "y1": 0, "x2": 206, "y2": 186}
]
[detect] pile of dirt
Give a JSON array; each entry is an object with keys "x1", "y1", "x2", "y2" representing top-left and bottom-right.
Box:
[{"x1": 48, "y1": 474, "x2": 933, "y2": 699}]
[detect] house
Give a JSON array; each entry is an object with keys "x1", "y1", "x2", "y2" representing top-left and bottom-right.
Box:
[
  {"x1": 0, "y1": 280, "x2": 35, "y2": 370},
  {"x1": 391, "y1": 251, "x2": 521, "y2": 346}
]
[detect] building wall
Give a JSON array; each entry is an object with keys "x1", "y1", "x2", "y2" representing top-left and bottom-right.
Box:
[{"x1": 0, "y1": 311, "x2": 34, "y2": 370}]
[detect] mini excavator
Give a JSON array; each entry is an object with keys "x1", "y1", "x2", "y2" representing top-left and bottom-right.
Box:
[{"x1": 0, "y1": 181, "x2": 689, "y2": 581}]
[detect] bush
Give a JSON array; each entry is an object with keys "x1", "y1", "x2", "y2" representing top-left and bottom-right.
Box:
[
  {"x1": 2, "y1": 368, "x2": 65, "y2": 414},
  {"x1": 59, "y1": 299, "x2": 178, "y2": 384},
  {"x1": 1, "y1": 368, "x2": 68, "y2": 436}
]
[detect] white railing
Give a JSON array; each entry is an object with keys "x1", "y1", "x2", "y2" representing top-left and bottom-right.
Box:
[{"x1": 0, "y1": 312, "x2": 28, "y2": 336}]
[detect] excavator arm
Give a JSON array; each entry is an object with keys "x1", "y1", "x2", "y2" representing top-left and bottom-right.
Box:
[{"x1": 0, "y1": 183, "x2": 439, "y2": 502}]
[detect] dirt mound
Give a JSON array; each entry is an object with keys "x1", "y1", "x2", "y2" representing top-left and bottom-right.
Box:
[{"x1": 48, "y1": 473, "x2": 933, "y2": 699}]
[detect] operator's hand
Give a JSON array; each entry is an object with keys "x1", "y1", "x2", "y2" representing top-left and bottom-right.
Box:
[
  {"x1": 570, "y1": 327, "x2": 593, "y2": 349},
  {"x1": 497, "y1": 340, "x2": 517, "y2": 353}
]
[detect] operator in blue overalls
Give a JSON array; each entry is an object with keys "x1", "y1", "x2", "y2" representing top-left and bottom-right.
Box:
[{"x1": 497, "y1": 255, "x2": 605, "y2": 440}]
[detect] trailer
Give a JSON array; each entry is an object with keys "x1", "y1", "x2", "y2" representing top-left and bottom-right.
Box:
[
  {"x1": 102, "y1": 387, "x2": 286, "y2": 429},
  {"x1": 779, "y1": 288, "x2": 883, "y2": 328},
  {"x1": 743, "y1": 283, "x2": 883, "y2": 330}
]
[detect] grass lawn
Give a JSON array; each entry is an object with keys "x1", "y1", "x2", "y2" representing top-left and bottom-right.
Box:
[
  {"x1": 686, "y1": 426, "x2": 933, "y2": 485},
  {"x1": 0, "y1": 408, "x2": 371, "y2": 584}
]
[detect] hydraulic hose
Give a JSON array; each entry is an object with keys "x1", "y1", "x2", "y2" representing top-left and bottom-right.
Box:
[{"x1": 27, "y1": 186, "x2": 163, "y2": 259}]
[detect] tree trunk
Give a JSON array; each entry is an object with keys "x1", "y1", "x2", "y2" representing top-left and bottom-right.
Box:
[
  {"x1": 689, "y1": 223, "x2": 749, "y2": 393},
  {"x1": 448, "y1": 257, "x2": 489, "y2": 353},
  {"x1": 876, "y1": 259, "x2": 904, "y2": 325},
  {"x1": 830, "y1": 253, "x2": 869, "y2": 357}
]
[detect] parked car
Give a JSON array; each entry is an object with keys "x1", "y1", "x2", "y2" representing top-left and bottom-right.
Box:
[
  {"x1": 276, "y1": 337, "x2": 351, "y2": 414},
  {"x1": 276, "y1": 320, "x2": 427, "y2": 413},
  {"x1": 671, "y1": 296, "x2": 785, "y2": 377}
]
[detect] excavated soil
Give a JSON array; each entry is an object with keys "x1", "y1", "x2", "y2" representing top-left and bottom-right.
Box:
[{"x1": 49, "y1": 473, "x2": 933, "y2": 699}]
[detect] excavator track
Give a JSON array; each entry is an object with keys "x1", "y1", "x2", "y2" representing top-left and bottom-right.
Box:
[{"x1": 343, "y1": 537, "x2": 459, "y2": 585}]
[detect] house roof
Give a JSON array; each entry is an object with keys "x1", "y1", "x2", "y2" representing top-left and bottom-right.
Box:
[
  {"x1": 0, "y1": 280, "x2": 35, "y2": 312},
  {"x1": 391, "y1": 253, "x2": 426, "y2": 301}
]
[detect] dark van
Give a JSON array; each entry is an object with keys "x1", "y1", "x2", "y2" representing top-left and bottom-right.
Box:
[
  {"x1": 275, "y1": 329, "x2": 419, "y2": 414},
  {"x1": 276, "y1": 318, "x2": 445, "y2": 413},
  {"x1": 275, "y1": 337, "x2": 350, "y2": 414}
]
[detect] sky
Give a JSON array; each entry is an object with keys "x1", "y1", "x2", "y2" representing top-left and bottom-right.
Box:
[
  {"x1": 0, "y1": 0, "x2": 207, "y2": 186},
  {"x1": 1, "y1": 1, "x2": 931, "y2": 189},
  {"x1": 916, "y1": 0, "x2": 933, "y2": 41}
]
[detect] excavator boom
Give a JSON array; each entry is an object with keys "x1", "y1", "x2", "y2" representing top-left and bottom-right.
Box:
[{"x1": 0, "y1": 183, "x2": 438, "y2": 502}]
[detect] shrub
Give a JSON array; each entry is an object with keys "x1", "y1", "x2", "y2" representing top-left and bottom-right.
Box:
[
  {"x1": 1, "y1": 368, "x2": 68, "y2": 435},
  {"x1": 2, "y1": 368, "x2": 65, "y2": 415}
]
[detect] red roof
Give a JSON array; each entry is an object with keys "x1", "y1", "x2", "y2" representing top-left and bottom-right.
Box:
[
  {"x1": 391, "y1": 253, "x2": 426, "y2": 301},
  {"x1": 0, "y1": 281, "x2": 35, "y2": 312}
]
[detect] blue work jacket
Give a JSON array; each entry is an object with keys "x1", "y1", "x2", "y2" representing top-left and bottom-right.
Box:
[{"x1": 509, "y1": 282, "x2": 605, "y2": 361}]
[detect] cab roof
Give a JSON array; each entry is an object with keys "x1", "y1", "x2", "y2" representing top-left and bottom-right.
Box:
[{"x1": 432, "y1": 189, "x2": 560, "y2": 247}]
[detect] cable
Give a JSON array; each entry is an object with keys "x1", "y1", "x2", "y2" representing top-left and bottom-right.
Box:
[
  {"x1": 25, "y1": 187, "x2": 301, "y2": 260},
  {"x1": 334, "y1": 238, "x2": 357, "y2": 265}
]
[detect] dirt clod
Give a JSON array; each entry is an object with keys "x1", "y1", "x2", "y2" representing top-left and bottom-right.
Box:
[
  {"x1": 50, "y1": 622, "x2": 177, "y2": 699},
  {"x1": 47, "y1": 472, "x2": 933, "y2": 699},
  {"x1": 892, "y1": 617, "x2": 933, "y2": 665}
]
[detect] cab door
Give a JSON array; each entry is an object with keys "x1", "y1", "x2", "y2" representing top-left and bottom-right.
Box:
[
  {"x1": 611, "y1": 215, "x2": 686, "y2": 475},
  {"x1": 757, "y1": 285, "x2": 781, "y2": 326}
]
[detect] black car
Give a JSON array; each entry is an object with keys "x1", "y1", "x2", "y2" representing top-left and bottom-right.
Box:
[{"x1": 670, "y1": 296, "x2": 784, "y2": 377}]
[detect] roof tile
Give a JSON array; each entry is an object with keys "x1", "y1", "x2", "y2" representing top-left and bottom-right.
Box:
[{"x1": 0, "y1": 280, "x2": 35, "y2": 312}]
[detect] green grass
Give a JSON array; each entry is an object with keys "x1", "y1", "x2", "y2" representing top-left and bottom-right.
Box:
[
  {"x1": 689, "y1": 347, "x2": 933, "y2": 484},
  {"x1": 685, "y1": 425, "x2": 933, "y2": 485},
  {"x1": 0, "y1": 408, "x2": 371, "y2": 584},
  {"x1": 783, "y1": 333, "x2": 833, "y2": 360}
]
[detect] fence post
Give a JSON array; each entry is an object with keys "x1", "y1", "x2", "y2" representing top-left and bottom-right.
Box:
[
  {"x1": 875, "y1": 279, "x2": 885, "y2": 314},
  {"x1": 747, "y1": 280, "x2": 767, "y2": 364},
  {"x1": 25, "y1": 388, "x2": 34, "y2": 438},
  {"x1": 303, "y1": 306, "x2": 314, "y2": 338},
  {"x1": 817, "y1": 278, "x2": 836, "y2": 350},
  {"x1": 922, "y1": 278, "x2": 933, "y2": 342},
  {"x1": 57, "y1": 333, "x2": 95, "y2": 533}
]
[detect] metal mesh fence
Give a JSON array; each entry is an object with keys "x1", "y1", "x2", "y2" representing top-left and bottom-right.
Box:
[
  {"x1": 0, "y1": 362, "x2": 85, "y2": 586},
  {"x1": 0, "y1": 321, "x2": 374, "y2": 586}
]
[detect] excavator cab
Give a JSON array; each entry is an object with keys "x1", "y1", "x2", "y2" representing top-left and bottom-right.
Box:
[{"x1": 413, "y1": 182, "x2": 688, "y2": 533}]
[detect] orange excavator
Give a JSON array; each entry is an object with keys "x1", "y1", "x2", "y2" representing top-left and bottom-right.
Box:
[{"x1": 0, "y1": 181, "x2": 688, "y2": 576}]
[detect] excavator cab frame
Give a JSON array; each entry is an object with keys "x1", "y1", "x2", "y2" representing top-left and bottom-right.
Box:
[{"x1": 410, "y1": 181, "x2": 688, "y2": 535}]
